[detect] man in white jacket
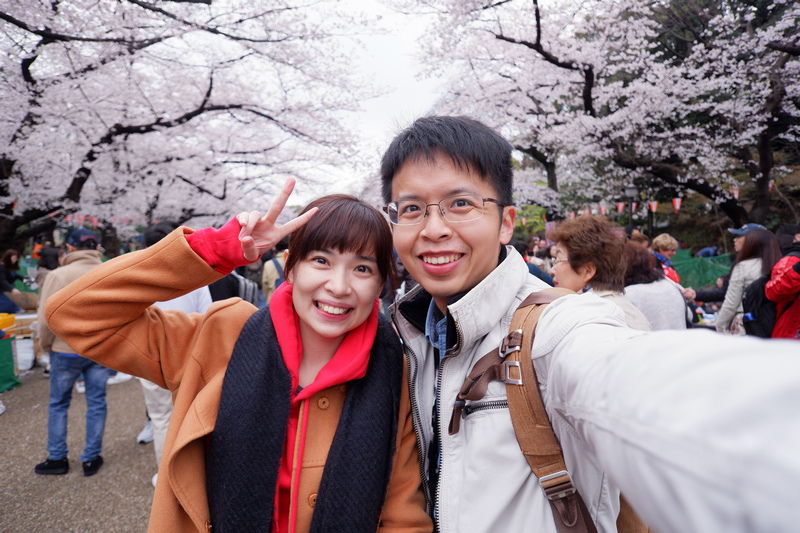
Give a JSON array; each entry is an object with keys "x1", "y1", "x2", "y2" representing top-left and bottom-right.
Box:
[{"x1": 380, "y1": 115, "x2": 800, "y2": 533}]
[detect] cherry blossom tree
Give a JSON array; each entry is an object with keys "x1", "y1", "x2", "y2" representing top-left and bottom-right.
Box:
[
  {"x1": 391, "y1": 0, "x2": 800, "y2": 225},
  {"x1": 1, "y1": 0, "x2": 377, "y2": 250}
]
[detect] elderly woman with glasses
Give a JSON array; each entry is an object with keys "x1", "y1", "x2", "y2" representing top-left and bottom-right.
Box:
[{"x1": 547, "y1": 215, "x2": 652, "y2": 331}]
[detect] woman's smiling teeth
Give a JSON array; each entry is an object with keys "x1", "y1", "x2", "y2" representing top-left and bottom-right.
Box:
[
  {"x1": 423, "y1": 254, "x2": 460, "y2": 265},
  {"x1": 316, "y1": 302, "x2": 350, "y2": 315}
]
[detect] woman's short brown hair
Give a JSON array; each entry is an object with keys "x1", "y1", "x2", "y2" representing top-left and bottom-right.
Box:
[
  {"x1": 624, "y1": 243, "x2": 664, "y2": 285},
  {"x1": 547, "y1": 215, "x2": 627, "y2": 291},
  {"x1": 284, "y1": 194, "x2": 397, "y2": 290}
]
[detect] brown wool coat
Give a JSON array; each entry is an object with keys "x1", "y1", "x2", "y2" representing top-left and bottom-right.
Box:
[{"x1": 46, "y1": 228, "x2": 431, "y2": 533}]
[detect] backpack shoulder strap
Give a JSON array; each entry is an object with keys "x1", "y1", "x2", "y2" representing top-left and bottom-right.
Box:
[
  {"x1": 447, "y1": 288, "x2": 598, "y2": 533},
  {"x1": 271, "y1": 257, "x2": 284, "y2": 277},
  {"x1": 509, "y1": 288, "x2": 652, "y2": 533},
  {"x1": 506, "y1": 288, "x2": 573, "y2": 482},
  {"x1": 506, "y1": 289, "x2": 600, "y2": 533}
]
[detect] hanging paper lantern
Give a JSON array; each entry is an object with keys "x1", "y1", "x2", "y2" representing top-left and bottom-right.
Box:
[
  {"x1": 599, "y1": 205, "x2": 607, "y2": 215},
  {"x1": 521, "y1": 217, "x2": 527, "y2": 226},
  {"x1": 542, "y1": 214, "x2": 547, "y2": 223},
  {"x1": 632, "y1": 202, "x2": 638, "y2": 212},
  {"x1": 769, "y1": 180, "x2": 774, "y2": 191},
  {"x1": 649, "y1": 201, "x2": 658, "y2": 212},
  {"x1": 730, "y1": 186, "x2": 739, "y2": 199},
  {"x1": 617, "y1": 202, "x2": 625, "y2": 213},
  {"x1": 672, "y1": 198, "x2": 682, "y2": 213},
  {"x1": 568, "y1": 212, "x2": 576, "y2": 219},
  {"x1": 583, "y1": 209, "x2": 590, "y2": 216}
]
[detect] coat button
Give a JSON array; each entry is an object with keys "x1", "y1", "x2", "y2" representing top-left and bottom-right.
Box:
[
  {"x1": 308, "y1": 493, "x2": 317, "y2": 507},
  {"x1": 317, "y1": 397, "x2": 329, "y2": 409}
]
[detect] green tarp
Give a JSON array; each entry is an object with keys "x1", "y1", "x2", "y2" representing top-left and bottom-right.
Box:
[
  {"x1": 673, "y1": 251, "x2": 732, "y2": 289},
  {"x1": 0, "y1": 338, "x2": 21, "y2": 392}
]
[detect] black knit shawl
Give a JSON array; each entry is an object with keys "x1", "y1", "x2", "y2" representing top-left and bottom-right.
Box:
[{"x1": 206, "y1": 307, "x2": 403, "y2": 532}]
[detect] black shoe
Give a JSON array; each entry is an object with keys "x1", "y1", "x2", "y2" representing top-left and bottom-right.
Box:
[
  {"x1": 82, "y1": 455, "x2": 104, "y2": 477},
  {"x1": 35, "y1": 458, "x2": 69, "y2": 475}
]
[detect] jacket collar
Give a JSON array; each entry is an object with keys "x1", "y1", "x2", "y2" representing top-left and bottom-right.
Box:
[
  {"x1": 396, "y1": 246, "x2": 535, "y2": 354},
  {"x1": 783, "y1": 242, "x2": 800, "y2": 256},
  {"x1": 62, "y1": 249, "x2": 103, "y2": 266},
  {"x1": 652, "y1": 251, "x2": 671, "y2": 268}
]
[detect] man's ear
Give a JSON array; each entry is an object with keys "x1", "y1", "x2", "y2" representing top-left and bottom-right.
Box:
[{"x1": 499, "y1": 206, "x2": 516, "y2": 244}]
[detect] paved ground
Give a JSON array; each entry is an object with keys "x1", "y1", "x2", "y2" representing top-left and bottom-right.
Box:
[{"x1": 0, "y1": 366, "x2": 155, "y2": 532}]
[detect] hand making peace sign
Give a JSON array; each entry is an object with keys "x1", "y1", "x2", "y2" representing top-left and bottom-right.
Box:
[{"x1": 235, "y1": 178, "x2": 318, "y2": 262}]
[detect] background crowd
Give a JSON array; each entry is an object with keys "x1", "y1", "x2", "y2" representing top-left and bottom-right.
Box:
[{"x1": 2, "y1": 198, "x2": 799, "y2": 532}]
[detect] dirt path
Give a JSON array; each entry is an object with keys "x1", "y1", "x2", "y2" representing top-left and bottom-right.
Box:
[{"x1": 1, "y1": 367, "x2": 155, "y2": 532}]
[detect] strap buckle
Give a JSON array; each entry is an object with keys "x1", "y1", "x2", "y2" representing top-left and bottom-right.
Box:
[
  {"x1": 501, "y1": 361, "x2": 522, "y2": 385},
  {"x1": 500, "y1": 329, "x2": 523, "y2": 357},
  {"x1": 539, "y1": 470, "x2": 577, "y2": 501}
]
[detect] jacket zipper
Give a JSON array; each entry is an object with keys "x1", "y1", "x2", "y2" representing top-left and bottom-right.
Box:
[
  {"x1": 431, "y1": 320, "x2": 464, "y2": 531},
  {"x1": 462, "y1": 399, "x2": 509, "y2": 417},
  {"x1": 400, "y1": 339, "x2": 433, "y2": 513},
  {"x1": 396, "y1": 304, "x2": 465, "y2": 533}
]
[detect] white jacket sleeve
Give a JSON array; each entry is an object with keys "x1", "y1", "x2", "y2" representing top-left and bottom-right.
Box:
[{"x1": 532, "y1": 295, "x2": 800, "y2": 533}]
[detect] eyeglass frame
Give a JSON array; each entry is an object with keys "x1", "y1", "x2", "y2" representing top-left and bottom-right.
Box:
[{"x1": 383, "y1": 195, "x2": 506, "y2": 226}]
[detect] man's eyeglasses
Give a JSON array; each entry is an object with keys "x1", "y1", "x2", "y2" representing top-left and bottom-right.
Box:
[{"x1": 383, "y1": 194, "x2": 505, "y2": 226}]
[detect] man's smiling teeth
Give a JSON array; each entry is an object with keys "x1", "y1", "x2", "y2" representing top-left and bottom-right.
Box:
[
  {"x1": 423, "y1": 254, "x2": 459, "y2": 265},
  {"x1": 316, "y1": 302, "x2": 349, "y2": 315}
]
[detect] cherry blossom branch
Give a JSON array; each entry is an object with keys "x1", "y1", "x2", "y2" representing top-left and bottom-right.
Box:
[
  {"x1": 175, "y1": 174, "x2": 227, "y2": 200},
  {"x1": 492, "y1": 0, "x2": 595, "y2": 116},
  {"x1": 125, "y1": 0, "x2": 296, "y2": 44},
  {"x1": 766, "y1": 41, "x2": 800, "y2": 57},
  {"x1": 0, "y1": 11, "x2": 164, "y2": 47}
]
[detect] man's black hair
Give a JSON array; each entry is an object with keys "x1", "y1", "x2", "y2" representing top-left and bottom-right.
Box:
[
  {"x1": 380, "y1": 116, "x2": 514, "y2": 206},
  {"x1": 144, "y1": 222, "x2": 177, "y2": 248}
]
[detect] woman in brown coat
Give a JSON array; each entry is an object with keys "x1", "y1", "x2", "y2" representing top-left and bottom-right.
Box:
[{"x1": 47, "y1": 180, "x2": 431, "y2": 533}]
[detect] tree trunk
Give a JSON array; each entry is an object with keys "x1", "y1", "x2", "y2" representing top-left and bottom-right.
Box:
[{"x1": 518, "y1": 145, "x2": 558, "y2": 192}]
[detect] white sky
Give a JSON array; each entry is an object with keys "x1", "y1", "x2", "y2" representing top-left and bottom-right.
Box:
[
  {"x1": 355, "y1": 19, "x2": 443, "y2": 152},
  {"x1": 311, "y1": 2, "x2": 445, "y2": 200}
]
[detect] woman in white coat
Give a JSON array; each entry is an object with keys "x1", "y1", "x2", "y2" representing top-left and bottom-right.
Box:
[{"x1": 716, "y1": 229, "x2": 781, "y2": 334}]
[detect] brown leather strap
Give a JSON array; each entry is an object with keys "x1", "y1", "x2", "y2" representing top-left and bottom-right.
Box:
[
  {"x1": 448, "y1": 347, "x2": 504, "y2": 435},
  {"x1": 506, "y1": 288, "x2": 598, "y2": 533},
  {"x1": 448, "y1": 328, "x2": 527, "y2": 435},
  {"x1": 506, "y1": 296, "x2": 566, "y2": 475}
]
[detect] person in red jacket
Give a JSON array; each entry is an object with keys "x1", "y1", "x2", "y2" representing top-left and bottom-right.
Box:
[{"x1": 766, "y1": 226, "x2": 800, "y2": 340}]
